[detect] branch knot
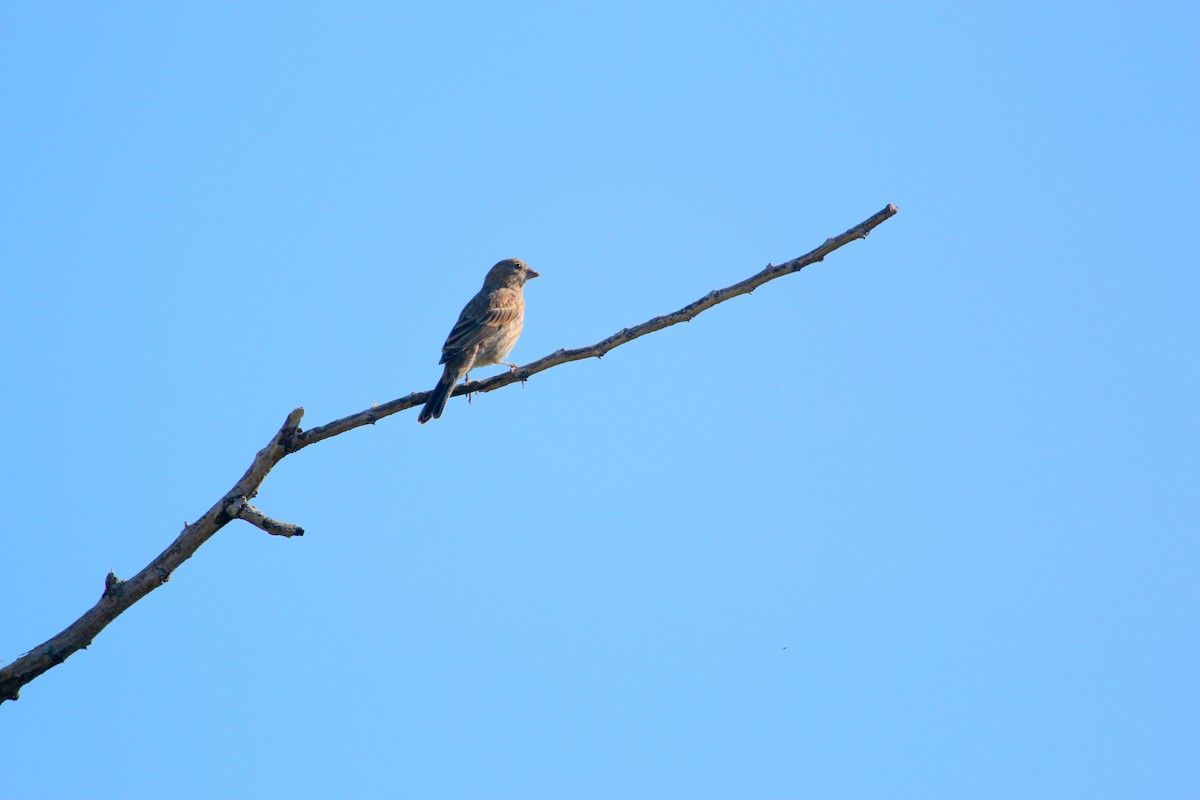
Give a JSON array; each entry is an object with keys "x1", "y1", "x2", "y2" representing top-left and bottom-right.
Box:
[{"x1": 102, "y1": 571, "x2": 124, "y2": 599}]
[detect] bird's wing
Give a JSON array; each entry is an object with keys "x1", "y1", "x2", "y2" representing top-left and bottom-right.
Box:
[{"x1": 440, "y1": 288, "x2": 522, "y2": 360}]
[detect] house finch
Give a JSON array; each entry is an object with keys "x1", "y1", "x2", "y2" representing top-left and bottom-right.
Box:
[{"x1": 417, "y1": 258, "x2": 539, "y2": 424}]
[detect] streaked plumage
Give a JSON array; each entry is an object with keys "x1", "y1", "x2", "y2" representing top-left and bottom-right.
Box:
[{"x1": 417, "y1": 258, "x2": 539, "y2": 424}]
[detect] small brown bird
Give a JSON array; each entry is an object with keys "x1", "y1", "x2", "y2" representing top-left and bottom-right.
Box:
[{"x1": 417, "y1": 258, "x2": 539, "y2": 424}]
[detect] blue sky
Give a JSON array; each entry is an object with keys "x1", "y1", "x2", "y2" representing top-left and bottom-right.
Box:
[{"x1": 2, "y1": 2, "x2": 1197, "y2": 797}]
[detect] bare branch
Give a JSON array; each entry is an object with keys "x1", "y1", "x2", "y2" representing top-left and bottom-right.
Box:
[{"x1": 0, "y1": 204, "x2": 897, "y2": 704}]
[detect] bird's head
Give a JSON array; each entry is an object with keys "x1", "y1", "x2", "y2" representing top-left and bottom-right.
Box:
[{"x1": 484, "y1": 258, "x2": 539, "y2": 289}]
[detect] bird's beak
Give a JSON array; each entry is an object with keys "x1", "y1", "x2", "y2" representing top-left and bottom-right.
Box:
[{"x1": 525, "y1": 267, "x2": 540, "y2": 279}]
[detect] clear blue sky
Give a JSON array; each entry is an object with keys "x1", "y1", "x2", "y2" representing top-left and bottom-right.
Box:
[{"x1": 2, "y1": 2, "x2": 1197, "y2": 797}]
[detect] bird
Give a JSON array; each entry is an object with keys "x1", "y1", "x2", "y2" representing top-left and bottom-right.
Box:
[{"x1": 417, "y1": 258, "x2": 539, "y2": 424}]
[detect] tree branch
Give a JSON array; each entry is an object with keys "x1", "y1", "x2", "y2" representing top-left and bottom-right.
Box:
[{"x1": 0, "y1": 203, "x2": 897, "y2": 704}]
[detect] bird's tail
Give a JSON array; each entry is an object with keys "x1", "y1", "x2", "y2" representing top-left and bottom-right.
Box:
[{"x1": 417, "y1": 366, "x2": 464, "y2": 424}]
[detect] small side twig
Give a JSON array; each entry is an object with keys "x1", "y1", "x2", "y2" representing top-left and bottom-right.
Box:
[{"x1": 226, "y1": 497, "x2": 305, "y2": 538}]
